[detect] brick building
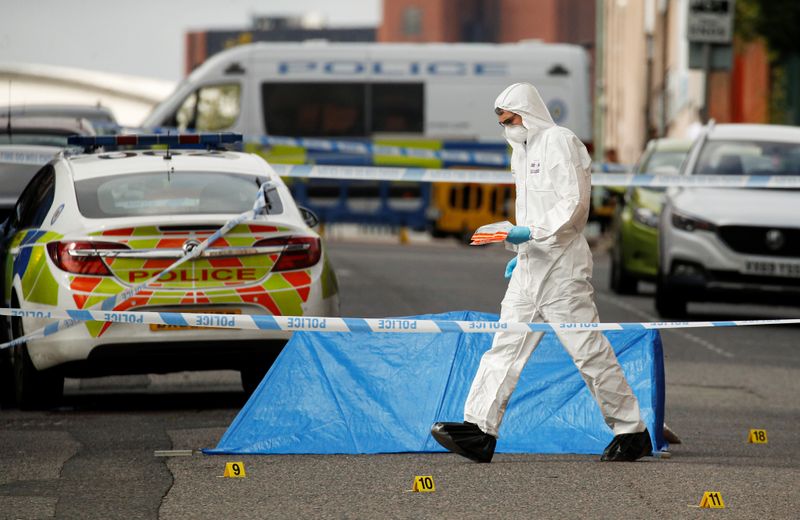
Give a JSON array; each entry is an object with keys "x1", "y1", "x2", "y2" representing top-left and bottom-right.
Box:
[
  {"x1": 603, "y1": 0, "x2": 769, "y2": 163},
  {"x1": 378, "y1": 0, "x2": 594, "y2": 46}
]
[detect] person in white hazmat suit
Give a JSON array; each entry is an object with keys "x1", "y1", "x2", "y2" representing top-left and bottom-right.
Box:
[{"x1": 431, "y1": 83, "x2": 652, "y2": 463}]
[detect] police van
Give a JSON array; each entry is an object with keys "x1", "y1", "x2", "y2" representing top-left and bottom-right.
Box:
[
  {"x1": 143, "y1": 40, "x2": 591, "y2": 143},
  {"x1": 142, "y1": 41, "x2": 592, "y2": 239}
]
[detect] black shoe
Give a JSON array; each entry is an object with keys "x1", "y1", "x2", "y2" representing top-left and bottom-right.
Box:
[
  {"x1": 600, "y1": 429, "x2": 653, "y2": 462},
  {"x1": 430, "y1": 421, "x2": 496, "y2": 463}
]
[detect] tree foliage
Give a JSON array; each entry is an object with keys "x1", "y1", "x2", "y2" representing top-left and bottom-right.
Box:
[
  {"x1": 758, "y1": 0, "x2": 800, "y2": 57},
  {"x1": 737, "y1": 0, "x2": 800, "y2": 57},
  {"x1": 734, "y1": 0, "x2": 761, "y2": 43}
]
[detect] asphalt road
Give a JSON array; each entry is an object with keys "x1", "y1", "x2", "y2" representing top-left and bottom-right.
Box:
[{"x1": 2, "y1": 235, "x2": 799, "y2": 519}]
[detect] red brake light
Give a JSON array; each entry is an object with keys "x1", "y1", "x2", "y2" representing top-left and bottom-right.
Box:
[
  {"x1": 46, "y1": 241, "x2": 127, "y2": 276},
  {"x1": 255, "y1": 236, "x2": 321, "y2": 271}
]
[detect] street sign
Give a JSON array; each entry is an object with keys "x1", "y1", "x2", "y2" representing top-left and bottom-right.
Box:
[
  {"x1": 688, "y1": 42, "x2": 733, "y2": 70},
  {"x1": 687, "y1": 0, "x2": 736, "y2": 43}
]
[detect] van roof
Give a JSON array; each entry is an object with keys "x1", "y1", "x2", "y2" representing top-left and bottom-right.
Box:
[{"x1": 188, "y1": 40, "x2": 588, "y2": 82}]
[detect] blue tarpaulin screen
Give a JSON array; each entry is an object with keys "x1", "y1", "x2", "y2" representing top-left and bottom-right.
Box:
[{"x1": 207, "y1": 311, "x2": 666, "y2": 455}]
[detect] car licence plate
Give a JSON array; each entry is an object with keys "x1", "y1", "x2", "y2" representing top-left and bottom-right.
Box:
[
  {"x1": 743, "y1": 260, "x2": 800, "y2": 278},
  {"x1": 150, "y1": 309, "x2": 242, "y2": 331}
]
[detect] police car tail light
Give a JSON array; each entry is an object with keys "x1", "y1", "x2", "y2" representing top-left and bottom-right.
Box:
[
  {"x1": 46, "y1": 241, "x2": 127, "y2": 276},
  {"x1": 255, "y1": 236, "x2": 321, "y2": 271}
]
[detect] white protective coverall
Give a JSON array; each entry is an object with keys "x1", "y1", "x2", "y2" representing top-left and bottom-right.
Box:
[{"x1": 463, "y1": 83, "x2": 646, "y2": 438}]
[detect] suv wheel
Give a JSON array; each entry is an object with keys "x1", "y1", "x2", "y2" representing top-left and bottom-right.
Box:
[
  {"x1": 610, "y1": 238, "x2": 638, "y2": 295},
  {"x1": 9, "y1": 295, "x2": 64, "y2": 410},
  {"x1": 655, "y1": 275, "x2": 688, "y2": 319}
]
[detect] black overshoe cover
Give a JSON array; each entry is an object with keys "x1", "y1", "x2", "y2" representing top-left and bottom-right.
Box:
[
  {"x1": 430, "y1": 421, "x2": 496, "y2": 463},
  {"x1": 600, "y1": 428, "x2": 653, "y2": 461}
]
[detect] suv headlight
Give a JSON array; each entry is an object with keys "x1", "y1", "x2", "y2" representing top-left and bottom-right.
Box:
[
  {"x1": 633, "y1": 207, "x2": 659, "y2": 228},
  {"x1": 671, "y1": 210, "x2": 717, "y2": 232}
]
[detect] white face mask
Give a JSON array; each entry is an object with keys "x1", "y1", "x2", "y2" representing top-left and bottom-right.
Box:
[{"x1": 503, "y1": 124, "x2": 527, "y2": 143}]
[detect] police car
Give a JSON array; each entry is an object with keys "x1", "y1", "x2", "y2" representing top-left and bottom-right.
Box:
[{"x1": 1, "y1": 134, "x2": 339, "y2": 409}]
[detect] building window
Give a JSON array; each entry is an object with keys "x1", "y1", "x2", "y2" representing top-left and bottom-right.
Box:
[{"x1": 402, "y1": 7, "x2": 423, "y2": 36}]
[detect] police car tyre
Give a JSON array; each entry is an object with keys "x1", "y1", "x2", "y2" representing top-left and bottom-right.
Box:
[
  {"x1": 239, "y1": 351, "x2": 281, "y2": 395},
  {"x1": 0, "y1": 315, "x2": 15, "y2": 408},
  {"x1": 10, "y1": 295, "x2": 64, "y2": 410},
  {"x1": 0, "y1": 345, "x2": 14, "y2": 408}
]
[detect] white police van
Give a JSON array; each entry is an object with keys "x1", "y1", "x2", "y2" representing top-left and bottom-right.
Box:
[{"x1": 142, "y1": 41, "x2": 591, "y2": 143}]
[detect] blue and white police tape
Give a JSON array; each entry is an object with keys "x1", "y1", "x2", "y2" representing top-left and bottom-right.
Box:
[
  {"x1": 248, "y1": 135, "x2": 643, "y2": 172},
  {"x1": 246, "y1": 135, "x2": 510, "y2": 167},
  {"x1": 147, "y1": 127, "x2": 511, "y2": 167},
  {"x1": 271, "y1": 164, "x2": 800, "y2": 188},
  {"x1": 1, "y1": 307, "x2": 799, "y2": 348},
  {"x1": 0, "y1": 183, "x2": 277, "y2": 350},
  {"x1": 9, "y1": 140, "x2": 800, "y2": 188},
  {"x1": 9, "y1": 134, "x2": 800, "y2": 189},
  {"x1": 270, "y1": 163, "x2": 513, "y2": 184}
]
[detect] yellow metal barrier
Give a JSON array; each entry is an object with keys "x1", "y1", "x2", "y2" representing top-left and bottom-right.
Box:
[{"x1": 430, "y1": 183, "x2": 516, "y2": 243}]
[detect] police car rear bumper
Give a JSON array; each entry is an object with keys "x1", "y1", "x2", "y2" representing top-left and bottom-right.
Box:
[{"x1": 57, "y1": 338, "x2": 288, "y2": 378}]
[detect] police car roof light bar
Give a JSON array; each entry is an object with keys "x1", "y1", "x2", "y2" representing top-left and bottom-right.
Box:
[{"x1": 67, "y1": 133, "x2": 243, "y2": 152}]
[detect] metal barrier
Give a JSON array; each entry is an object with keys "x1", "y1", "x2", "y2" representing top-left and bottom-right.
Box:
[
  {"x1": 249, "y1": 137, "x2": 509, "y2": 232},
  {"x1": 136, "y1": 130, "x2": 624, "y2": 233},
  {"x1": 288, "y1": 179, "x2": 432, "y2": 230}
]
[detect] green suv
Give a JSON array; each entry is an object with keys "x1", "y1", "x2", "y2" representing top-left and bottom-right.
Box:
[{"x1": 609, "y1": 138, "x2": 692, "y2": 294}]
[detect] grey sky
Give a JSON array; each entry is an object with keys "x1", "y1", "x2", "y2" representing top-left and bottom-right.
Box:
[{"x1": 0, "y1": 0, "x2": 381, "y2": 82}]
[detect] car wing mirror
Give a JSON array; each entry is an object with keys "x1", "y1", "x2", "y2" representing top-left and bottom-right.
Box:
[{"x1": 299, "y1": 206, "x2": 319, "y2": 229}]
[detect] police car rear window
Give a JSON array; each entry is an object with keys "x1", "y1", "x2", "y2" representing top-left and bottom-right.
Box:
[{"x1": 75, "y1": 172, "x2": 283, "y2": 218}]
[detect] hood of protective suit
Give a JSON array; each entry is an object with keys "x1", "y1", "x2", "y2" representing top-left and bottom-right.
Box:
[{"x1": 494, "y1": 83, "x2": 555, "y2": 134}]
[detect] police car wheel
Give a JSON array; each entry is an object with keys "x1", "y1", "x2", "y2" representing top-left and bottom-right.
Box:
[
  {"x1": 240, "y1": 352, "x2": 281, "y2": 396},
  {"x1": 0, "y1": 346, "x2": 14, "y2": 409},
  {"x1": 240, "y1": 366, "x2": 269, "y2": 396},
  {"x1": 0, "y1": 314, "x2": 15, "y2": 408},
  {"x1": 9, "y1": 296, "x2": 64, "y2": 410}
]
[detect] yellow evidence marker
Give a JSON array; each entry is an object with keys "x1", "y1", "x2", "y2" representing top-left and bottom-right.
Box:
[
  {"x1": 412, "y1": 475, "x2": 435, "y2": 492},
  {"x1": 223, "y1": 462, "x2": 246, "y2": 478},
  {"x1": 698, "y1": 491, "x2": 725, "y2": 509},
  {"x1": 748, "y1": 429, "x2": 768, "y2": 444}
]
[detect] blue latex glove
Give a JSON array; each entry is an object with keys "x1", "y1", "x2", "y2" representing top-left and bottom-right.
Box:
[
  {"x1": 504, "y1": 256, "x2": 518, "y2": 279},
  {"x1": 506, "y1": 226, "x2": 532, "y2": 245}
]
